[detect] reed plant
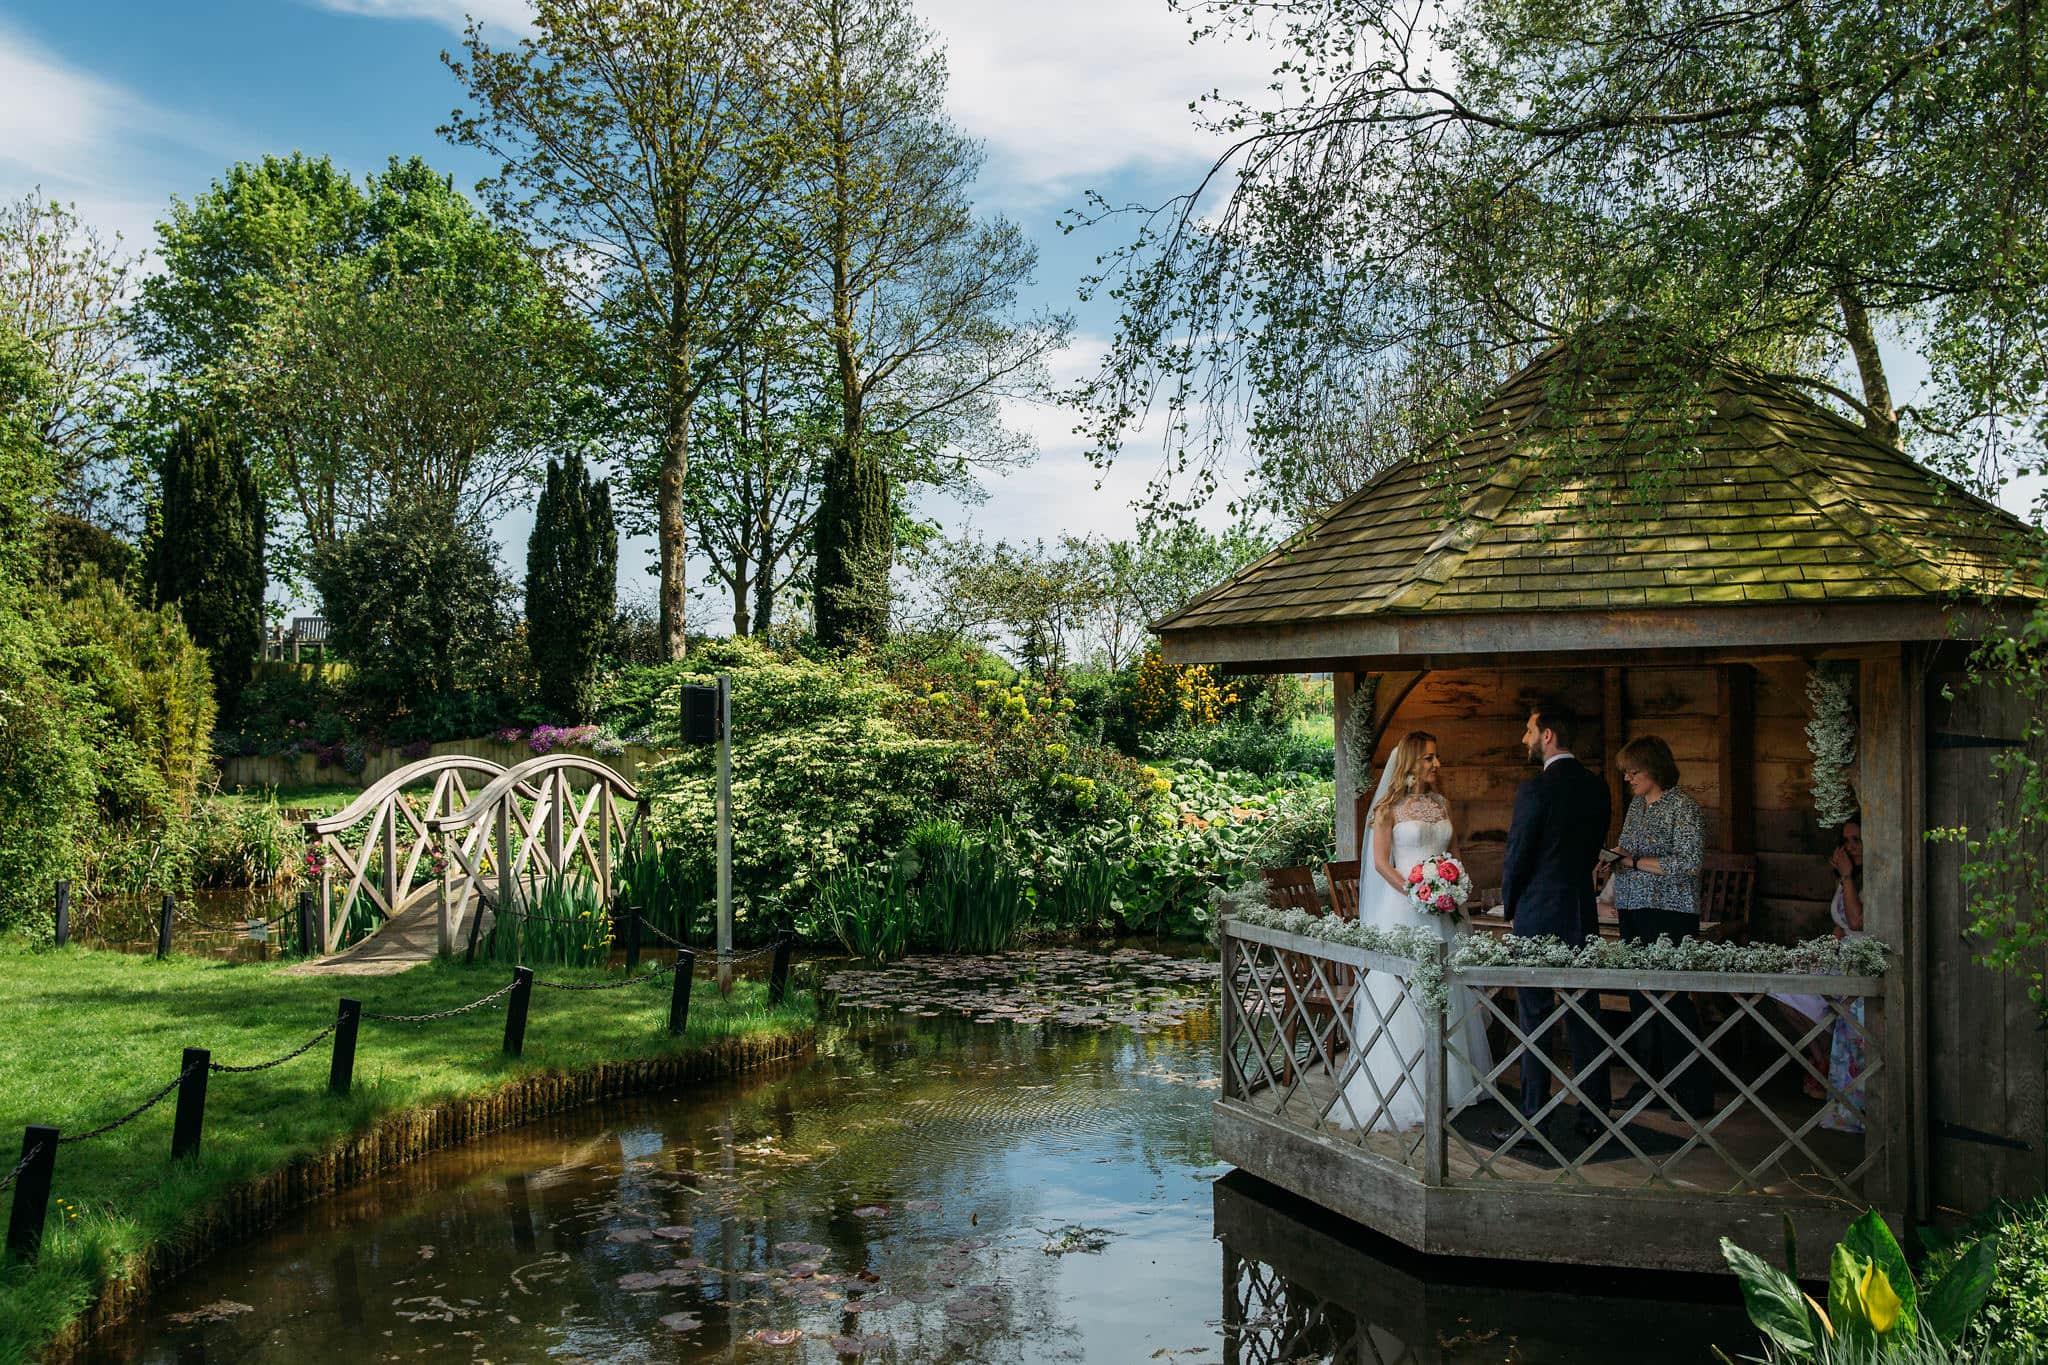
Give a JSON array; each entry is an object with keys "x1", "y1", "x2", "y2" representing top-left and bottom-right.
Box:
[
  {"x1": 616, "y1": 840, "x2": 711, "y2": 946},
  {"x1": 821, "y1": 820, "x2": 1033, "y2": 962},
  {"x1": 478, "y1": 870, "x2": 614, "y2": 968}
]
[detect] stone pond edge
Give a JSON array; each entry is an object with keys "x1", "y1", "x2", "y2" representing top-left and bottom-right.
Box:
[{"x1": 40, "y1": 1026, "x2": 819, "y2": 1362}]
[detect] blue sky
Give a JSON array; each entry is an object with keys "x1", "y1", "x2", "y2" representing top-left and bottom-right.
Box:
[{"x1": 1, "y1": 0, "x2": 1281, "y2": 620}]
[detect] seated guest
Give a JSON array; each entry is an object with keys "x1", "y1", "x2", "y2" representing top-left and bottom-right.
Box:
[
  {"x1": 1603, "y1": 735, "x2": 1712, "y2": 1116},
  {"x1": 1770, "y1": 820, "x2": 1868, "y2": 1130}
]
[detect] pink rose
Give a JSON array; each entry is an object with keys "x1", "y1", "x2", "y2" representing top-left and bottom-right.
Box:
[
  {"x1": 1407, "y1": 866, "x2": 1425, "y2": 884},
  {"x1": 1434, "y1": 893, "x2": 1455, "y2": 912},
  {"x1": 1440, "y1": 859, "x2": 1462, "y2": 880}
]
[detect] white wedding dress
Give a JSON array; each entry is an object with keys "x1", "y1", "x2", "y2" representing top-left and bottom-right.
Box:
[{"x1": 1341, "y1": 793, "x2": 1494, "y2": 1131}]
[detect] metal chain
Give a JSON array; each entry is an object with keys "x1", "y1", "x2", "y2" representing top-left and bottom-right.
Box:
[
  {"x1": 363, "y1": 981, "x2": 517, "y2": 1024},
  {"x1": 639, "y1": 921, "x2": 781, "y2": 964},
  {"x1": 57, "y1": 1063, "x2": 202, "y2": 1145},
  {"x1": 209, "y1": 1022, "x2": 340, "y2": 1074},
  {"x1": 532, "y1": 959, "x2": 680, "y2": 992},
  {"x1": 0, "y1": 1142, "x2": 43, "y2": 1193}
]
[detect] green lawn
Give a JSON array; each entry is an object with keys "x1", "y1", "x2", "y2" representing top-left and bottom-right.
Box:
[
  {"x1": 212, "y1": 781, "x2": 360, "y2": 816},
  {"x1": 0, "y1": 947, "x2": 814, "y2": 1361}
]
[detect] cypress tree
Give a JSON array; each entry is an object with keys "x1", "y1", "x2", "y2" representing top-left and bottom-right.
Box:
[
  {"x1": 526, "y1": 453, "x2": 617, "y2": 719},
  {"x1": 812, "y1": 437, "x2": 892, "y2": 647},
  {"x1": 144, "y1": 412, "x2": 265, "y2": 709}
]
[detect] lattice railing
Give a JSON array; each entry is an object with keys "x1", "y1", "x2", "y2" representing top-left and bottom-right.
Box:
[
  {"x1": 1222, "y1": 1251, "x2": 1419, "y2": 1365},
  {"x1": 1219, "y1": 918, "x2": 1892, "y2": 1206}
]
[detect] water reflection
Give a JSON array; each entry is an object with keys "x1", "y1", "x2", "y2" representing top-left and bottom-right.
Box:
[
  {"x1": 1214, "y1": 1173, "x2": 1750, "y2": 1363},
  {"x1": 92, "y1": 951, "x2": 1746, "y2": 1364}
]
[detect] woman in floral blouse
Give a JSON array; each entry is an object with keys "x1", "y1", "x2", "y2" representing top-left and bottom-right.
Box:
[{"x1": 1603, "y1": 735, "x2": 1711, "y2": 1116}]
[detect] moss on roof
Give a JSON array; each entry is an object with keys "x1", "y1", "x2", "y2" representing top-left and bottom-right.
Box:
[{"x1": 1156, "y1": 333, "x2": 2045, "y2": 636}]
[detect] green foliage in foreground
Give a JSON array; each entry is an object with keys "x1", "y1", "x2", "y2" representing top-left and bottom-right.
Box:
[
  {"x1": 0, "y1": 946, "x2": 813, "y2": 1361},
  {"x1": 1721, "y1": 1212, "x2": 1997, "y2": 1364},
  {"x1": 1924, "y1": 1199, "x2": 2048, "y2": 1353}
]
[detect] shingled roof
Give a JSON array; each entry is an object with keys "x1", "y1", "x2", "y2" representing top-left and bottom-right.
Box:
[{"x1": 1155, "y1": 335, "x2": 2042, "y2": 654}]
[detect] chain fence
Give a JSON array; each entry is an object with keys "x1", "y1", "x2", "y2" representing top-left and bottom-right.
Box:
[
  {"x1": 640, "y1": 922, "x2": 783, "y2": 964},
  {"x1": 208, "y1": 1023, "x2": 340, "y2": 1074},
  {"x1": 0, "y1": 1141, "x2": 43, "y2": 1194},
  {"x1": 363, "y1": 981, "x2": 518, "y2": 1024},
  {"x1": 176, "y1": 904, "x2": 296, "y2": 934},
  {"x1": 56, "y1": 1063, "x2": 203, "y2": 1146},
  {"x1": 532, "y1": 959, "x2": 681, "y2": 992}
]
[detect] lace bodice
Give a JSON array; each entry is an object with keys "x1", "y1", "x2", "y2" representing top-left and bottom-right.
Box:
[{"x1": 1383, "y1": 792, "x2": 1450, "y2": 826}]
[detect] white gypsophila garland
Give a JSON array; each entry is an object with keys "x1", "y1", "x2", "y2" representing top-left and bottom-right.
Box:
[
  {"x1": 1340, "y1": 675, "x2": 1379, "y2": 789},
  {"x1": 1806, "y1": 664, "x2": 1858, "y2": 827},
  {"x1": 1226, "y1": 904, "x2": 1889, "y2": 1010}
]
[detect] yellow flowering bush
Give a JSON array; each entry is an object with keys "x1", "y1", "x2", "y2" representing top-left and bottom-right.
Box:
[{"x1": 1126, "y1": 645, "x2": 1240, "y2": 729}]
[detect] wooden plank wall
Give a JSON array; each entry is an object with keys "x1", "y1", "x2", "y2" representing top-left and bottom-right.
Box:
[{"x1": 1373, "y1": 660, "x2": 1835, "y2": 942}]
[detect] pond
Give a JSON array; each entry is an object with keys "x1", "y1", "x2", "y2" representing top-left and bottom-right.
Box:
[
  {"x1": 80, "y1": 890, "x2": 304, "y2": 964},
  {"x1": 86, "y1": 946, "x2": 1752, "y2": 1363}
]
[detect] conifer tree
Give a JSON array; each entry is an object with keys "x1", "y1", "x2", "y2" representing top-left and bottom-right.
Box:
[
  {"x1": 144, "y1": 412, "x2": 265, "y2": 708},
  {"x1": 526, "y1": 453, "x2": 617, "y2": 720}
]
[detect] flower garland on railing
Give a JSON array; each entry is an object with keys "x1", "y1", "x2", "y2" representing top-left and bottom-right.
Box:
[{"x1": 1226, "y1": 903, "x2": 1890, "y2": 1011}]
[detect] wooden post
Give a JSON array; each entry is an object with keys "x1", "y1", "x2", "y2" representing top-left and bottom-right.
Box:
[
  {"x1": 496, "y1": 798, "x2": 515, "y2": 918},
  {"x1": 1423, "y1": 941, "x2": 1448, "y2": 1186},
  {"x1": 1716, "y1": 665, "x2": 1757, "y2": 852},
  {"x1": 318, "y1": 853, "x2": 333, "y2": 955},
  {"x1": 597, "y1": 785, "x2": 615, "y2": 902},
  {"x1": 1859, "y1": 649, "x2": 1912, "y2": 1217},
  {"x1": 669, "y1": 949, "x2": 696, "y2": 1037},
  {"x1": 157, "y1": 894, "x2": 174, "y2": 960},
  {"x1": 1902, "y1": 647, "x2": 1930, "y2": 1220},
  {"x1": 717, "y1": 674, "x2": 734, "y2": 995},
  {"x1": 769, "y1": 934, "x2": 793, "y2": 1006},
  {"x1": 625, "y1": 904, "x2": 642, "y2": 975},
  {"x1": 52, "y1": 882, "x2": 68, "y2": 948},
  {"x1": 545, "y1": 771, "x2": 565, "y2": 879},
  {"x1": 171, "y1": 1048, "x2": 210, "y2": 1161},
  {"x1": 5, "y1": 1126, "x2": 58, "y2": 1262},
  {"x1": 1218, "y1": 928, "x2": 1238, "y2": 1100},
  {"x1": 329, "y1": 999, "x2": 361, "y2": 1096},
  {"x1": 297, "y1": 891, "x2": 313, "y2": 958},
  {"x1": 1602, "y1": 667, "x2": 1627, "y2": 844},
  {"x1": 503, "y1": 967, "x2": 534, "y2": 1057},
  {"x1": 1333, "y1": 670, "x2": 1360, "y2": 860}
]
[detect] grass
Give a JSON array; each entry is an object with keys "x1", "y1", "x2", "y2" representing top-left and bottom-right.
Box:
[
  {"x1": 0, "y1": 945, "x2": 814, "y2": 1361},
  {"x1": 212, "y1": 781, "x2": 359, "y2": 816}
]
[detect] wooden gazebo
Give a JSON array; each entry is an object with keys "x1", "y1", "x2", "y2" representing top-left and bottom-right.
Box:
[{"x1": 1161, "y1": 335, "x2": 2048, "y2": 1271}]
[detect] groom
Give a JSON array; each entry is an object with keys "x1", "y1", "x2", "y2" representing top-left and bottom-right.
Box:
[{"x1": 1498, "y1": 702, "x2": 1613, "y2": 1139}]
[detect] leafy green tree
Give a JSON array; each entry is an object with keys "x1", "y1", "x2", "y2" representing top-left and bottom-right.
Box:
[
  {"x1": 527, "y1": 453, "x2": 618, "y2": 719},
  {"x1": 0, "y1": 191, "x2": 141, "y2": 522},
  {"x1": 311, "y1": 499, "x2": 512, "y2": 713},
  {"x1": 787, "y1": 0, "x2": 1069, "y2": 645},
  {"x1": 1078, "y1": 0, "x2": 2048, "y2": 518},
  {"x1": 445, "y1": 0, "x2": 806, "y2": 660},
  {"x1": 141, "y1": 154, "x2": 593, "y2": 580},
  {"x1": 144, "y1": 412, "x2": 265, "y2": 708}
]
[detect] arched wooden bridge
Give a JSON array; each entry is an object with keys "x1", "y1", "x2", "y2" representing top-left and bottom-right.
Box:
[{"x1": 301, "y1": 754, "x2": 647, "y2": 963}]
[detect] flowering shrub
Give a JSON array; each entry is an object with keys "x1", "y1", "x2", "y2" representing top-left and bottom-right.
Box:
[
  {"x1": 1125, "y1": 645, "x2": 1240, "y2": 729},
  {"x1": 527, "y1": 723, "x2": 600, "y2": 754}
]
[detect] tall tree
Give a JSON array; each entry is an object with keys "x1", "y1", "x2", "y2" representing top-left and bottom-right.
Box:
[
  {"x1": 1080, "y1": 0, "x2": 2048, "y2": 516},
  {"x1": 681, "y1": 318, "x2": 828, "y2": 636},
  {"x1": 445, "y1": 0, "x2": 803, "y2": 660},
  {"x1": 527, "y1": 453, "x2": 618, "y2": 719},
  {"x1": 143, "y1": 413, "x2": 266, "y2": 709},
  {"x1": 141, "y1": 155, "x2": 594, "y2": 581},
  {"x1": 0, "y1": 191, "x2": 140, "y2": 521},
  {"x1": 788, "y1": 0, "x2": 1069, "y2": 646}
]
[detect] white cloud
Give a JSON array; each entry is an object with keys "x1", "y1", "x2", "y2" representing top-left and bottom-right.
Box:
[
  {"x1": 919, "y1": 0, "x2": 1281, "y2": 200},
  {"x1": 302, "y1": 0, "x2": 532, "y2": 33}
]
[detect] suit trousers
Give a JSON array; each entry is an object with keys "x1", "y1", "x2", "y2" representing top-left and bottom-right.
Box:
[
  {"x1": 1618, "y1": 907, "x2": 1714, "y2": 1115},
  {"x1": 1515, "y1": 964, "x2": 1614, "y2": 1121}
]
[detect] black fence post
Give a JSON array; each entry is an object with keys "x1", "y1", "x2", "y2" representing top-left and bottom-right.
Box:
[
  {"x1": 5, "y1": 1126, "x2": 58, "y2": 1263},
  {"x1": 769, "y1": 934, "x2": 794, "y2": 1006},
  {"x1": 668, "y1": 949, "x2": 696, "y2": 1037},
  {"x1": 503, "y1": 967, "x2": 533, "y2": 1057},
  {"x1": 171, "y1": 1048, "x2": 210, "y2": 1161},
  {"x1": 297, "y1": 891, "x2": 314, "y2": 958},
  {"x1": 53, "y1": 881, "x2": 69, "y2": 948},
  {"x1": 329, "y1": 999, "x2": 361, "y2": 1097},
  {"x1": 157, "y1": 893, "x2": 175, "y2": 960},
  {"x1": 625, "y1": 904, "x2": 642, "y2": 975}
]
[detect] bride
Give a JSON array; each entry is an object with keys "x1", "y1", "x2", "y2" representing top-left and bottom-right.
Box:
[{"x1": 1341, "y1": 731, "x2": 1494, "y2": 1131}]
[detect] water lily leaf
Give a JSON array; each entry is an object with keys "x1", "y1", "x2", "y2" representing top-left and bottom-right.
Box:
[
  {"x1": 658, "y1": 1312, "x2": 701, "y2": 1332},
  {"x1": 946, "y1": 1296, "x2": 998, "y2": 1322},
  {"x1": 752, "y1": 1327, "x2": 804, "y2": 1345}
]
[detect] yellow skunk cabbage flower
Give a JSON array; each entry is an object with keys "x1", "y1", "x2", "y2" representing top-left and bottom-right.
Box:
[{"x1": 1858, "y1": 1261, "x2": 1903, "y2": 1335}]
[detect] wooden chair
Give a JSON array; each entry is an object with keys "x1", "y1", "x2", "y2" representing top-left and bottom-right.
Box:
[
  {"x1": 1323, "y1": 861, "x2": 1362, "y2": 921},
  {"x1": 1262, "y1": 864, "x2": 1326, "y2": 914},
  {"x1": 1259, "y1": 865, "x2": 1347, "y2": 1080},
  {"x1": 1697, "y1": 852, "x2": 1757, "y2": 944}
]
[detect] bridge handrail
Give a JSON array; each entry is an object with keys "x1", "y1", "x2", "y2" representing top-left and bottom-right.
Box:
[
  {"x1": 304, "y1": 755, "x2": 527, "y2": 836},
  {"x1": 427, "y1": 754, "x2": 645, "y2": 834}
]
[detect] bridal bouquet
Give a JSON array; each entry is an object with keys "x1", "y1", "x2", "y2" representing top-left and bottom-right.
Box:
[{"x1": 1406, "y1": 856, "x2": 1472, "y2": 917}]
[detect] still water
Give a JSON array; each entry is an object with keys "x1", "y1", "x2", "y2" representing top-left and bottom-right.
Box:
[{"x1": 89, "y1": 949, "x2": 1750, "y2": 1363}]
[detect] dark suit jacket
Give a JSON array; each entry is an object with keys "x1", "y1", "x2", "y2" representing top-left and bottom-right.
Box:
[{"x1": 1502, "y1": 756, "x2": 1613, "y2": 944}]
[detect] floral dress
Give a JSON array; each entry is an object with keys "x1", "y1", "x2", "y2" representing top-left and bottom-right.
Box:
[{"x1": 1818, "y1": 883, "x2": 1866, "y2": 1135}]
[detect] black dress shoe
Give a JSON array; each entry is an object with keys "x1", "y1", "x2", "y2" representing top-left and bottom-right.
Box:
[{"x1": 1485, "y1": 1124, "x2": 1526, "y2": 1147}]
